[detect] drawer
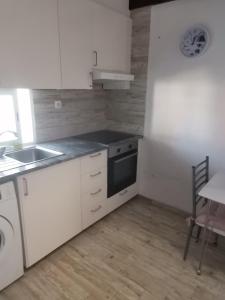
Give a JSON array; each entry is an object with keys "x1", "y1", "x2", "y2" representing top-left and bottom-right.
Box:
[
  {"x1": 106, "y1": 183, "x2": 138, "y2": 213},
  {"x1": 82, "y1": 184, "x2": 107, "y2": 206},
  {"x1": 81, "y1": 150, "x2": 107, "y2": 174},
  {"x1": 82, "y1": 198, "x2": 107, "y2": 230},
  {"x1": 81, "y1": 168, "x2": 107, "y2": 193}
]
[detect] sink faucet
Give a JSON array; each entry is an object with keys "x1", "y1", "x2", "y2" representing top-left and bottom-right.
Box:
[
  {"x1": 0, "y1": 131, "x2": 18, "y2": 158},
  {"x1": 0, "y1": 130, "x2": 18, "y2": 137}
]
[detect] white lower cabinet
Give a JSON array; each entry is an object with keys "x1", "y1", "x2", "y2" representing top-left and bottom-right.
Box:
[
  {"x1": 17, "y1": 149, "x2": 137, "y2": 267},
  {"x1": 17, "y1": 159, "x2": 82, "y2": 267},
  {"x1": 81, "y1": 150, "x2": 108, "y2": 229},
  {"x1": 81, "y1": 186, "x2": 107, "y2": 229},
  {"x1": 81, "y1": 150, "x2": 107, "y2": 174}
]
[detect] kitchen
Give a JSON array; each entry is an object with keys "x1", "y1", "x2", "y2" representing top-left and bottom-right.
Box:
[{"x1": 1, "y1": 0, "x2": 225, "y2": 299}]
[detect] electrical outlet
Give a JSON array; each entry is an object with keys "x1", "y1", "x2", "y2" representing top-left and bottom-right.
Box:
[{"x1": 54, "y1": 100, "x2": 62, "y2": 110}]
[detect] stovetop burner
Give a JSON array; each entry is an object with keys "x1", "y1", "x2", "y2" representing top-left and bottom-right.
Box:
[{"x1": 76, "y1": 130, "x2": 136, "y2": 145}]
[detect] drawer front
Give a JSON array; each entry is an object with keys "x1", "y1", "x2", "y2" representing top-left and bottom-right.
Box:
[
  {"x1": 82, "y1": 183, "x2": 107, "y2": 206},
  {"x1": 106, "y1": 183, "x2": 138, "y2": 213},
  {"x1": 81, "y1": 150, "x2": 107, "y2": 174},
  {"x1": 82, "y1": 198, "x2": 107, "y2": 229},
  {"x1": 81, "y1": 168, "x2": 107, "y2": 193}
]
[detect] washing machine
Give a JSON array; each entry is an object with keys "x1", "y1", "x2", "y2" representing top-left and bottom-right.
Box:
[{"x1": 0, "y1": 181, "x2": 24, "y2": 291}]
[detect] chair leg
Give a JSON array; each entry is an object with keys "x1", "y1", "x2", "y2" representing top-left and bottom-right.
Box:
[
  {"x1": 197, "y1": 228, "x2": 210, "y2": 275},
  {"x1": 183, "y1": 220, "x2": 195, "y2": 261},
  {"x1": 197, "y1": 199, "x2": 212, "y2": 275},
  {"x1": 214, "y1": 234, "x2": 219, "y2": 247},
  {"x1": 195, "y1": 226, "x2": 202, "y2": 243}
]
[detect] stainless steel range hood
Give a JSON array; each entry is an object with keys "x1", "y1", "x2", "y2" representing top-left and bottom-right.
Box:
[{"x1": 92, "y1": 70, "x2": 134, "y2": 89}]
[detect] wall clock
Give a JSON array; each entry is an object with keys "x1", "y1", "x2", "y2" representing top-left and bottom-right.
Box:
[{"x1": 180, "y1": 26, "x2": 210, "y2": 58}]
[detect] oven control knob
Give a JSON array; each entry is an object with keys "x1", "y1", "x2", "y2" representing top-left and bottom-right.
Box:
[{"x1": 117, "y1": 148, "x2": 121, "y2": 153}]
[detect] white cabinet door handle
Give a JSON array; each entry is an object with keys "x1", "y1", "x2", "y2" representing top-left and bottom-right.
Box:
[
  {"x1": 23, "y1": 178, "x2": 29, "y2": 196},
  {"x1": 90, "y1": 188, "x2": 102, "y2": 196},
  {"x1": 93, "y1": 50, "x2": 98, "y2": 67},
  {"x1": 89, "y1": 71, "x2": 93, "y2": 88},
  {"x1": 115, "y1": 152, "x2": 137, "y2": 164},
  {"x1": 90, "y1": 152, "x2": 101, "y2": 158},
  {"x1": 119, "y1": 190, "x2": 128, "y2": 196},
  {"x1": 90, "y1": 171, "x2": 102, "y2": 178},
  {"x1": 91, "y1": 205, "x2": 102, "y2": 213}
]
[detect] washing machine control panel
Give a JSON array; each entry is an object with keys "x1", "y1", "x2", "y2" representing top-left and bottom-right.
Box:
[{"x1": 0, "y1": 183, "x2": 13, "y2": 203}]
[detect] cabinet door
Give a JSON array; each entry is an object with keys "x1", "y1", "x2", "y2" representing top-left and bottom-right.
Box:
[
  {"x1": 0, "y1": 0, "x2": 61, "y2": 89},
  {"x1": 59, "y1": 0, "x2": 93, "y2": 89},
  {"x1": 93, "y1": 3, "x2": 132, "y2": 73},
  {"x1": 18, "y1": 159, "x2": 81, "y2": 267}
]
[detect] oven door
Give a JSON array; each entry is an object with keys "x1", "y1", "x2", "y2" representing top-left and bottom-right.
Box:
[{"x1": 108, "y1": 150, "x2": 137, "y2": 198}]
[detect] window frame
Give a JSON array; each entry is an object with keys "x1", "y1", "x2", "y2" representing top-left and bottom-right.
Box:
[{"x1": 0, "y1": 89, "x2": 34, "y2": 147}]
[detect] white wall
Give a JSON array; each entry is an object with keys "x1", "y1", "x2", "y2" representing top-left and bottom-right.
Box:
[
  {"x1": 91, "y1": 0, "x2": 129, "y2": 16},
  {"x1": 140, "y1": 0, "x2": 225, "y2": 212}
]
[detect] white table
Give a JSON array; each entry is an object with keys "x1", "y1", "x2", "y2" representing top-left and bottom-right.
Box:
[
  {"x1": 199, "y1": 172, "x2": 225, "y2": 205},
  {"x1": 197, "y1": 172, "x2": 225, "y2": 274}
]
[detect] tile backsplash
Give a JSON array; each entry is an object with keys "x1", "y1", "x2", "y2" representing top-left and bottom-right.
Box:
[{"x1": 32, "y1": 89, "x2": 107, "y2": 143}]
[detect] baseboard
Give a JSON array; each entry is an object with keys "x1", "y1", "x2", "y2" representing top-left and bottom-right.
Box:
[{"x1": 137, "y1": 193, "x2": 189, "y2": 217}]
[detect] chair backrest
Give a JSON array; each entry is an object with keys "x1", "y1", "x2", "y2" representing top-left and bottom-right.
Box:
[{"x1": 192, "y1": 156, "x2": 209, "y2": 219}]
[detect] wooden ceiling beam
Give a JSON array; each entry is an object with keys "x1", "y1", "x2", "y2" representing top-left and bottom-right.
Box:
[{"x1": 129, "y1": 0, "x2": 176, "y2": 10}]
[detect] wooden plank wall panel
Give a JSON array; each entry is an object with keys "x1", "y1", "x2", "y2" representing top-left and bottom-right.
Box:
[{"x1": 106, "y1": 7, "x2": 151, "y2": 135}]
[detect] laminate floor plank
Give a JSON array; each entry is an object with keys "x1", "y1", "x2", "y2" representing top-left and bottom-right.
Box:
[{"x1": 1, "y1": 196, "x2": 225, "y2": 299}]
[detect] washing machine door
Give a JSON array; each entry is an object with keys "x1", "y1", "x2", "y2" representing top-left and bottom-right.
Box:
[{"x1": 0, "y1": 216, "x2": 14, "y2": 262}]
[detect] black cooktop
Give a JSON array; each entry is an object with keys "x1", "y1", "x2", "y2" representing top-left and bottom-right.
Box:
[{"x1": 76, "y1": 130, "x2": 137, "y2": 145}]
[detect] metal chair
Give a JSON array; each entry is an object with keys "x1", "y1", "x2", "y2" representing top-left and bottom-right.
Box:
[{"x1": 183, "y1": 156, "x2": 209, "y2": 260}]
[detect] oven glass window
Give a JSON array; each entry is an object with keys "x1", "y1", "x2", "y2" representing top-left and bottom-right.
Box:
[
  {"x1": 113, "y1": 155, "x2": 136, "y2": 186},
  {"x1": 108, "y1": 151, "x2": 137, "y2": 197}
]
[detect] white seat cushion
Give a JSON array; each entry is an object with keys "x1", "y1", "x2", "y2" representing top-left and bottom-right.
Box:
[{"x1": 196, "y1": 203, "x2": 225, "y2": 234}]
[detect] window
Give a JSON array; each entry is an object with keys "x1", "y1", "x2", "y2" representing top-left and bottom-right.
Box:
[{"x1": 0, "y1": 89, "x2": 34, "y2": 146}]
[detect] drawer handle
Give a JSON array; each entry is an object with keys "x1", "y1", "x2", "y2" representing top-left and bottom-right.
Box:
[
  {"x1": 89, "y1": 71, "x2": 93, "y2": 88},
  {"x1": 90, "y1": 188, "x2": 102, "y2": 196},
  {"x1": 23, "y1": 178, "x2": 29, "y2": 196},
  {"x1": 93, "y1": 50, "x2": 98, "y2": 67},
  {"x1": 90, "y1": 171, "x2": 102, "y2": 178},
  {"x1": 91, "y1": 205, "x2": 102, "y2": 213},
  {"x1": 120, "y1": 190, "x2": 128, "y2": 196},
  {"x1": 90, "y1": 152, "x2": 102, "y2": 158},
  {"x1": 115, "y1": 152, "x2": 137, "y2": 164}
]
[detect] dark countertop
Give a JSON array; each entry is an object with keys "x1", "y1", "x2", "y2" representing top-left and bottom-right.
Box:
[
  {"x1": 75, "y1": 130, "x2": 141, "y2": 145},
  {"x1": 0, "y1": 130, "x2": 141, "y2": 184},
  {"x1": 0, "y1": 137, "x2": 107, "y2": 184}
]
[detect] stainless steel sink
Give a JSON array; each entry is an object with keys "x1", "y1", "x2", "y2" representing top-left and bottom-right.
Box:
[{"x1": 6, "y1": 147, "x2": 64, "y2": 164}]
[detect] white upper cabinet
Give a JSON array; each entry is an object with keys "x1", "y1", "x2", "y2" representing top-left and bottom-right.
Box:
[
  {"x1": 0, "y1": 0, "x2": 132, "y2": 89},
  {"x1": 0, "y1": 0, "x2": 61, "y2": 89},
  {"x1": 58, "y1": 0, "x2": 93, "y2": 89},
  {"x1": 92, "y1": 3, "x2": 132, "y2": 73}
]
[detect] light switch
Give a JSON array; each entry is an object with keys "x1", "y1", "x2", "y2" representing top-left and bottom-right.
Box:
[{"x1": 54, "y1": 100, "x2": 62, "y2": 110}]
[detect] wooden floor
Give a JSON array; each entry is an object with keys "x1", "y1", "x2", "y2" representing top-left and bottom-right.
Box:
[{"x1": 2, "y1": 196, "x2": 225, "y2": 300}]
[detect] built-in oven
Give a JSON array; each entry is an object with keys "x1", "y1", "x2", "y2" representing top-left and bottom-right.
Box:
[{"x1": 107, "y1": 140, "x2": 138, "y2": 198}]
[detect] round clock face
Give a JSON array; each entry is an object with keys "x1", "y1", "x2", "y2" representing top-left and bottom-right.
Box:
[{"x1": 180, "y1": 26, "x2": 210, "y2": 57}]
